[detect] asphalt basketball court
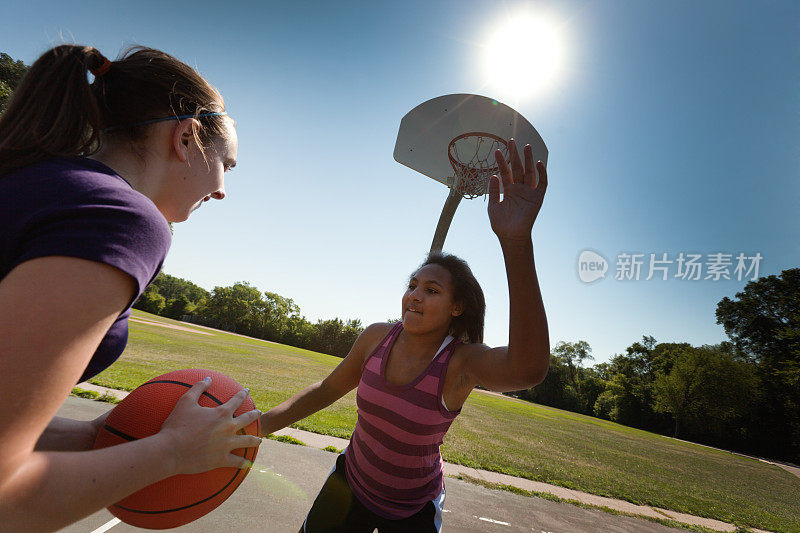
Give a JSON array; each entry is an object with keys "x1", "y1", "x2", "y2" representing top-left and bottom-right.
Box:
[{"x1": 57, "y1": 396, "x2": 683, "y2": 533}]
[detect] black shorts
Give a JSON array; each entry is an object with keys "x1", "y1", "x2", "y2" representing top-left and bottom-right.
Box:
[{"x1": 303, "y1": 453, "x2": 444, "y2": 533}]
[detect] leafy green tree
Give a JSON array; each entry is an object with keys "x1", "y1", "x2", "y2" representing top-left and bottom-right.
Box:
[
  {"x1": 592, "y1": 389, "x2": 615, "y2": 419},
  {"x1": 310, "y1": 318, "x2": 345, "y2": 356},
  {"x1": 163, "y1": 295, "x2": 193, "y2": 320},
  {"x1": 653, "y1": 344, "x2": 759, "y2": 444},
  {"x1": 261, "y1": 291, "x2": 300, "y2": 341},
  {"x1": 598, "y1": 343, "x2": 656, "y2": 427},
  {"x1": 716, "y1": 268, "x2": 800, "y2": 460},
  {"x1": 151, "y1": 272, "x2": 210, "y2": 304},
  {"x1": 133, "y1": 285, "x2": 166, "y2": 315},
  {"x1": 203, "y1": 282, "x2": 265, "y2": 334},
  {"x1": 716, "y1": 268, "x2": 800, "y2": 367},
  {"x1": 652, "y1": 347, "x2": 701, "y2": 438},
  {"x1": 595, "y1": 367, "x2": 648, "y2": 425},
  {"x1": 137, "y1": 272, "x2": 210, "y2": 320},
  {"x1": 0, "y1": 52, "x2": 28, "y2": 112},
  {"x1": 520, "y1": 341, "x2": 609, "y2": 415},
  {"x1": 553, "y1": 340, "x2": 593, "y2": 390},
  {"x1": 592, "y1": 361, "x2": 613, "y2": 381},
  {"x1": 576, "y1": 366, "x2": 607, "y2": 415},
  {"x1": 0, "y1": 83, "x2": 11, "y2": 112},
  {"x1": 520, "y1": 354, "x2": 581, "y2": 412},
  {"x1": 282, "y1": 315, "x2": 316, "y2": 349},
  {"x1": 341, "y1": 318, "x2": 364, "y2": 355},
  {"x1": 310, "y1": 318, "x2": 364, "y2": 357},
  {"x1": 591, "y1": 337, "x2": 684, "y2": 432}
]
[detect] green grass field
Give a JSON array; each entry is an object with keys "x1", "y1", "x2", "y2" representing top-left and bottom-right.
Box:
[{"x1": 89, "y1": 310, "x2": 800, "y2": 532}]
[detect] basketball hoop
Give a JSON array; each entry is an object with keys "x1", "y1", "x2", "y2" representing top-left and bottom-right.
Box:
[
  {"x1": 448, "y1": 132, "x2": 509, "y2": 199},
  {"x1": 394, "y1": 94, "x2": 547, "y2": 253}
]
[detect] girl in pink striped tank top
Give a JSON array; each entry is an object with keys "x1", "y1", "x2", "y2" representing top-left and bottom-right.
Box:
[{"x1": 260, "y1": 140, "x2": 551, "y2": 532}]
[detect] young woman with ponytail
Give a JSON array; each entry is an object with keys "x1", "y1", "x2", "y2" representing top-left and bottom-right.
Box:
[{"x1": 0, "y1": 45, "x2": 260, "y2": 531}]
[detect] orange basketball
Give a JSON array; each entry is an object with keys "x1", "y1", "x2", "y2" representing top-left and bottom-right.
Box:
[{"x1": 93, "y1": 369, "x2": 260, "y2": 529}]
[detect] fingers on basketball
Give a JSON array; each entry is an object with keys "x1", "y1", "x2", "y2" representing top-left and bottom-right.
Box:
[
  {"x1": 221, "y1": 387, "x2": 249, "y2": 415},
  {"x1": 232, "y1": 433, "x2": 262, "y2": 450},
  {"x1": 233, "y1": 408, "x2": 261, "y2": 430},
  {"x1": 181, "y1": 377, "x2": 212, "y2": 405},
  {"x1": 227, "y1": 453, "x2": 254, "y2": 469}
]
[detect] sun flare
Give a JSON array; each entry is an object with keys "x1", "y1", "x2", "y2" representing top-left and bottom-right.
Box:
[{"x1": 482, "y1": 12, "x2": 565, "y2": 101}]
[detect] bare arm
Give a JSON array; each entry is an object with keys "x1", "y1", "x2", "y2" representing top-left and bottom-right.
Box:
[
  {"x1": 259, "y1": 323, "x2": 389, "y2": 436},
  {"x1": 461, "y1": 141, "x2": 550, "y2": 392},
  {"x1": 34, "y1": 413, "x2": 108, "y2": 452},
  {"x1": 0, "y1": 257, "x2": 261, "y2": 531}
]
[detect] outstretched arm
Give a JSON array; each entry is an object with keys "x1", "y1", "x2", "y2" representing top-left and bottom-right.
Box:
[
  {"x1": 0, "y1": 257, "x2": 260, "y2": 531},
  {"x1": 259, "y1": 323, "x2": 388, "y2": 437},
  {"x1": 461, "y1": 140, "x2": 550, "y2": 392}
]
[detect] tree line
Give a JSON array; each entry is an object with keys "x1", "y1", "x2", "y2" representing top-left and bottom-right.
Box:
[
  {"x1": 134, "y1": 273, "x2": 363, "y2": 358},
  {"x1": 517, "y1": 268, "x2": 799, "y2": 463},
  {"x1": 0, "y1": 52, "x2": 28, "y2": 112}
]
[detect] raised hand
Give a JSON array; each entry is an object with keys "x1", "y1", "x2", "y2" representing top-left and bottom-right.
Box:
[{"x1": 488, "y1": 139, "x2": 548, "y2": 242}]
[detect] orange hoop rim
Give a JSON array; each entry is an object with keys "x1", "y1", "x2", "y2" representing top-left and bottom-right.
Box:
[
  {"x1": 447, "y1": 131, "x2": 508, "y2": 172},
  {"x1": 447, "y1": 132, "x2": 509, "y2": 198}
]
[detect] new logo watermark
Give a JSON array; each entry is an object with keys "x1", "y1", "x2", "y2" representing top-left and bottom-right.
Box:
[
  {"x1": 577, "y1": 251, "x2": 762, "y2": 283},
  {"x1": 578, "y1": 250, "x2": 608, "y2": 283}
]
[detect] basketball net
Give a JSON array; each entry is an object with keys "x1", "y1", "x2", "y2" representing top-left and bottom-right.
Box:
[{"x1": 448, "y1": 132, "x2": 509, "y2": 199}]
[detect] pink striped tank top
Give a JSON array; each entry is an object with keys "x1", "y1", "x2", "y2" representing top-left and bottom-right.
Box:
[{"x1": 344, "y1": 322, "x2": 462, "y2": 519}]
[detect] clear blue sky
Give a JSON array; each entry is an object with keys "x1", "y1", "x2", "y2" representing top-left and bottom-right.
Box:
[{"x1": 3, "y1": 0, "x2": 797, "y2": 364}]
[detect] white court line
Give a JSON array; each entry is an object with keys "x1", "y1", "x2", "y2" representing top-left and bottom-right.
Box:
[
  {"x1": 90, "y1": 518, "x2": 120, "y2": 533},
  {"x1": 477, "y1": 516, "x2": 510, "y2": 526}
]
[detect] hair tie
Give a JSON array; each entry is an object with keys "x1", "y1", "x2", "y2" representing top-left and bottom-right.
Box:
[{"x1": 90, "y1": 58, "x2": 112, "y2": 77}]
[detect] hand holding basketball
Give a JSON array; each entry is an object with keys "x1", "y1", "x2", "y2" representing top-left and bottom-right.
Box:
[
  {"x1": 488, "y1": 139, "x2": 548, "y2": 241},
  {"x1": 94, "y1": 370, "x2": 262, "y2": 528},
  {"x1": 158, "y1": 378, "x2": 262, "y2": 475}
]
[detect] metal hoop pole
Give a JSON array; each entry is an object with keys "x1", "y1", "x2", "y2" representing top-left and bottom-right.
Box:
[{"x1": 430, "y1": 188, "x2": 462, "y2": 253}]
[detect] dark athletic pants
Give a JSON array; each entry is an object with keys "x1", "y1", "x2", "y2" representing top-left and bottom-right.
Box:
[{"x1": 303, "y1": 453, "x2": 443, "y2": 533}]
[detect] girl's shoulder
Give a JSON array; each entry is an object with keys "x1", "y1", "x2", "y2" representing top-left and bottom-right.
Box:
[
  {"x1": 365, "y1": 321, "x2": 398, "y2": 333},
  {"x1": 361, "y1": 322, "x2": 398, "y2": 346},
  {"x1": 351, "y1": 322, "x2": 398, "y2": 368},
  {"x1": 0, "y1": 157, "x2": 171, "y2": 299}
]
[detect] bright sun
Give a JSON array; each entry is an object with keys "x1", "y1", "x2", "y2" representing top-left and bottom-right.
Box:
[{"x1": 482, "y1": 12, "x2": 565, "y2": 100}]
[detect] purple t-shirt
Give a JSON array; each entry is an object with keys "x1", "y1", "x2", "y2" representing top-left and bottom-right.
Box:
[{"x1": 0, "y1": 157, "x2": 172, "y2": 382}]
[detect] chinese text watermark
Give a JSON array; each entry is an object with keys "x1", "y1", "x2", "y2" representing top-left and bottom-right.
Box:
[{"x1": 577, "y1": 250, "x2": 762, "y2": 283}]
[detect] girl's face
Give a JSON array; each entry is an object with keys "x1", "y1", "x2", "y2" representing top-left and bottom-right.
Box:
[
  {"x1": 402, "y1": 264, "x2": 463, "y2": 334},
  {"x1": 169, "y1": 118, "x2": 238, "y2": 222}
]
